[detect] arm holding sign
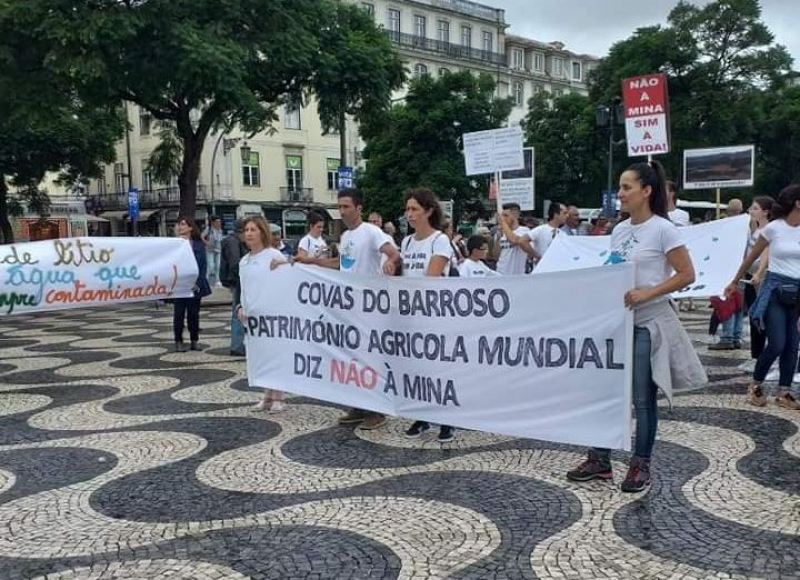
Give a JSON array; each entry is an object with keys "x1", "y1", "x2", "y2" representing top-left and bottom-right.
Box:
[
  {"x1": 625, "y1": 246, "x2": 695, "y2": 309},
  {"x1": 724, "y1": 236, "x2": 769, "y2": 297},
  {"x1": 499, "y1": 218, "x2": 540, "y2": 260},
  {"x1": 380, "y1": 241, "x2": 401, "y2": 276}
]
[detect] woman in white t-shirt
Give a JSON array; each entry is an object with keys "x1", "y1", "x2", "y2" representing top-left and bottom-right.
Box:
[
  {"x1": 726, "y1": 185, "x2": 800, "y2": 411},
  {"x1": 566, "y1": 160, "x2": 705, "y2": 494},
  {"x1": 296, "y1": 211, "x2": 329, "y2": 261},
  {"x1": 742, "y1": 196, "x2": 774, "y2": 360},
  {"x1": 400, "y1": 187, "x2": 456, "y2": 443},
  {"x1": 235, "y1": 216, "x2": 289, "y2": 413}
]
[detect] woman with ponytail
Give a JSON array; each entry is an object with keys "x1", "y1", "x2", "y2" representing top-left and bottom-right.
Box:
[
  {"x1": 726, "y1": 184, "x2": 800, "y2": 410},
  {"x1": 566, "y1": 160, "x2": 706, "y2": 493}
]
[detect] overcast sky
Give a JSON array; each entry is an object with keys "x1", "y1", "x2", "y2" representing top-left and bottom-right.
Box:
[{"x1": 495, "y1": 0, "x2": 799, "y2": 64}]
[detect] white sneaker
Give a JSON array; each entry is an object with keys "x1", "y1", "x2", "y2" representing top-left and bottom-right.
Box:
[
  {"x1": 268, "y1": 401, "x2": 286, "y2": 414},
  {"x1": 251, "y1": 399, "x2": 270, "y2": 412}
]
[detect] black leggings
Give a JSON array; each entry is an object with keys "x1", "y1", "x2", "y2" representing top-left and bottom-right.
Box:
[{"x1": 173, "y1": 297, "x2": 201, "y2": 343}]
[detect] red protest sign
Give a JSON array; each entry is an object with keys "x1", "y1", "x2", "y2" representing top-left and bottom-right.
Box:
[{"x1": 622, "y1": 73, "x2": 670, "y2": 157}]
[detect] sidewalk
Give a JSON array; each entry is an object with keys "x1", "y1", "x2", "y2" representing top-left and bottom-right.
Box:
[{"x1": 204, "y1": 284, "x2": 233, "y2": 307}]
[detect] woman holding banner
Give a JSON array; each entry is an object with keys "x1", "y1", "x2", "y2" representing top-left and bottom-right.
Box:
[
  {"x1": 174, "y1": 217, "x2": 212, "y2": 352},
  {"x1": 725, "y1": 185, "x2": 800, "y2": 411},
  {"x1": 400, "y1": 188, "x2": 457, "y2": 443},
  {"x1": 566, "y1": 161, "x2": 705, "y2": 493},
  {"x1": 236, "y1": 217, "x2": 289, "y2": 413}
]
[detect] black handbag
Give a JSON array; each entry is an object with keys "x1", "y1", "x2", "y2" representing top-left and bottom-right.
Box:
[{"x1": 775, "y1": 283, "x2": 800, "y2": 306}]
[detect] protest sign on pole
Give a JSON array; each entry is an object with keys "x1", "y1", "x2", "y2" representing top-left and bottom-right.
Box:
[
  {"x1": 534, "y1": 214, "x2": 749, "y2": 299},
  {"x1": 462, "y1": 126, "x2": 524, "y2": 176},
  {"x1": 683, "y1": 146, "x2": 755, "y2": 190},
  {"x1": 622, "y1": 73, "x2": 670, "y2": 157},
  {"x1": 242, "y1": 263, "x2": 635, "y2": 450},
  {"x1": 499, "y1": 147, "x2": 535, "y2": 211},
  {"x1": 0, "y1": 238, "x2": 198, "y2": 316}
]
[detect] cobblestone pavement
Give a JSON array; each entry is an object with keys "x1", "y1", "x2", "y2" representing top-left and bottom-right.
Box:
[{"x1": 0, "y1": 303, "x2": 798, "y2": 580}]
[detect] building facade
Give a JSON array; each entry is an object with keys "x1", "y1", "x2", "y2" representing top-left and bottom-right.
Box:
[{"x1": 74, "y1": 0, "x2": 598, "y2": 238}]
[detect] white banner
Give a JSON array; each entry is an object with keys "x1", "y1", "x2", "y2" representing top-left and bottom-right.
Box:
[
  {"x1": 243, "y1": 263, "x2": 635, "y2": 450},
  {"x1": 462, "y1": 126, "x2": 524, "y2": 176},
  {"x1": 499, "y1": 147, "x2": 535, "y2": 211},
  {"x1": 534, "y1": 215, "x2": 749, "y2": 298},
  {"x1": 0, "y1": 237, "x2": 198, "y2": 316}
]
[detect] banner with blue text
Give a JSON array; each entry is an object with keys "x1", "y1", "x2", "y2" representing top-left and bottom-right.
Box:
[
  {"x1": 0, "y1": 237, "x2": 198, "y2": 315},
  {"x1": 242, "y1": 263, "x2": 636, "y2": 450},
  {"x1": 534, "y1": 215, "x2": 749, "y2": 298}
]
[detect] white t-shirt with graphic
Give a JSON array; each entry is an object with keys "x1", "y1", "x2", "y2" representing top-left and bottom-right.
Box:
[
  {"x1": 401, "y1": 232, "x2": 453, "y2": 277},
  {"x1": 668, "y1": 208, "x2": 691, "y2": 227},
  {"x1": 761, "y1": 219, "x2": 800, "y2": 279},
  {"x1": 496, "y1": 226, "x2": 531, "y2": 276},
  {"x1": 339, "y1": 223, "x2": 390, "y2": 276},
  {"x1": 528, "y1": 223, "x2": 561, "y2": 259},
  {"x1": 607, "y1": 215, "x2": 683, "y2": 318},
  {"x1": 459, "y1": 258, "x2": 500, "y2": 278},
  {"x1": 238, "y1": 248, "x2": 286, "y2": 310},
  {"x1": 298, "y1": 234, "x2": 328, "y2": 258}
]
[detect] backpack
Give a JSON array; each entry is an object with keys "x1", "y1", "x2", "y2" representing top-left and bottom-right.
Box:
[{"x1": 402, "y1": 232, "x2": 460, "y2": 277}]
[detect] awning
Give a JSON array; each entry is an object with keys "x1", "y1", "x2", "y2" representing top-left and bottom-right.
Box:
[
  {"x1": 135, "y1": 209, "x2": 160, "y2": 220},
  {"x1": 84, "y1": 215, "x2": 110, "y2": 223},
  {"x1": 99, "y1": 210, "x2": 127, "y2": 220},
  {"x1": 326, "y1": 208, "x2": 342, "y2": 220}
]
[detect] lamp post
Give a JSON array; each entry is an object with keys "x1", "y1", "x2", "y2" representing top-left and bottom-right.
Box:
[{"x1": 595, "y1": 96, "x2": 624, "y2": 210}]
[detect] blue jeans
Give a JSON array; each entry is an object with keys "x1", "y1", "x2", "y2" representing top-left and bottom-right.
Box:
[
  {"x1": 753, "y1": 295, "x2": 800, "y2": 389},
  {"x1": 593, "y1": 327, "x2": 658, "y2": 460},
  {"x1": 720, "y1": 309, "x2": 743, "y2": 343}
]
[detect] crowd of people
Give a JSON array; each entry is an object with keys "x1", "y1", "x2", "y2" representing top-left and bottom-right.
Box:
[{"x1": 170, "y1": 160, "x2": 800, "y2": 495}]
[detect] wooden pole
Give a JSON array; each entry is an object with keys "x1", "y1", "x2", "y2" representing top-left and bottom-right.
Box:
[{"x1": 716, "y1": 188, "x2": 721, "y2": 219}]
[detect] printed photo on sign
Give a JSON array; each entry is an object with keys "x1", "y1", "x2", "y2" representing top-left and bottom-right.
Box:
[{"x1": 683, "y1": 146, "x2": 755, "y2": 190}]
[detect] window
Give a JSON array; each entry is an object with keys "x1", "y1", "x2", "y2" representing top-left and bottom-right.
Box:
[
  {"x1": 242, "y1": 152, "x2": 260, "y2": 187},
  {"x1": 551, "y1": 57, "x2": 564, "y2": 77},
  {"x1": 360, "y1": 2, "x2": 374, "y2": 19},
  {"x1": 438, "y1": 67, "x2": 451, "y2": 76},
  {"x1": 326, "y1": 159, "x2": 340, "y2": 191},
  {"x1": 533, "y1": 84, "x2": 544, "y2": 95},
  {"x1": 413, "y1": 63, "x2": 428, "y2": 77},
  {"x1": 437, "y1": 20, "x2": 450, "y2": 45},
  {"x1": 533, "y1": 52, "x2": 544, "y2": 71},
  {"x1": 114, "y1": 162, "x2": 125, "y2": 193},
  {"x1": 481, "y1": 30, "x2": 493, "y2": 53},
  {"x1": 98, "y1": 166, "x2": 107, "y2": 195},
  {"x1": 284, "y1": 95, "x2": 301, "y2": 130},
  {"x1": 461, "y1": 25, "x2": 471, "y2": 48},
  {"x1": 142, "y1": 168, "x2": 152, "y2": 192},
  {"x1": 139, "y1": 112, "x2": 152, "y2": 136},
  {"x1": 513, "y1": 81, "x2": 524, "y2": 106},
  {"x1": 572, "y1": 61, "x2": 582, "y2": 81},
  {"x1": 511, "y1": 48, "x2": 524, "y2": 70},
  {"x1": 286, "y1": 155, "x2": 303, "y2": 191},
  {"x1": 414, "y1": 14, "x2": 426, "y2": 38},
  {"x1": 388, "y1": 9, "x2": 400, "y2": 37}
]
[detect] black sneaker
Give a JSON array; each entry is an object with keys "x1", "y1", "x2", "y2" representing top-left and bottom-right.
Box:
[
  {"x1": 566, "y1": 453, "x2": 613, "y2": 482},
  {"x1": 620, "y1": 457, "x2": 651, "y2": 493},
  {"x1": 437, "y1": 425, "x2": 455, "y2": 443},
  {"x1": 709, "y1": 341, "x2": 735, "y2": 351},
  {"x1": 405, "y1": 420, "x2": 431, "y2": 438}
]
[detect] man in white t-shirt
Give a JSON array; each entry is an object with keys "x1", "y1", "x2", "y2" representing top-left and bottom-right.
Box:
[
  {"x1": 297, "y1": 189, "x2": 400, "y2": 430},
  {"x1": 493, "y1": 202, "x2": 537, "y2": 275},
  {"x1": 666, "y1": 181, "x2": 690, "y2": 227},
  {"x1": 529, "y1": 201, "x2": 568, "y2": 261},
  {"x1": 459, "y1": 234, "x2": 500, "y2": 277}
]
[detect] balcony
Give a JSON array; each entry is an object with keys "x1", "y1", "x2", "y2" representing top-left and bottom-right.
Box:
[
  {"x1": 87, "y1": 185, "x2": 220, "y2": 212},
  {"x1": 385, "y1": 31, "x2": 506, "y2": 67},
  {"x1": 280, "y1": 187, "x2": 314, "y2": 203}
]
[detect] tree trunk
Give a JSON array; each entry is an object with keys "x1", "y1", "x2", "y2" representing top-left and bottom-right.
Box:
[
  {"x1": 339, "y1": 108, "x2": 347, "y2": 167},
  {"x1": 0, "y1": 177, "x2": 14, "y2": 244},
  {"x1": 178, "y1": 135, "x2": 202, "y2": 219}
]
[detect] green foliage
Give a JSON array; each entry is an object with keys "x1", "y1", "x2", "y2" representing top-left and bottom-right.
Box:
[
  {"x1": 146, "y1": 122, "x2": 184, "y2": 187},
  {"x1": 359, "y1": 71, "x2": 513, "y2": 221}
]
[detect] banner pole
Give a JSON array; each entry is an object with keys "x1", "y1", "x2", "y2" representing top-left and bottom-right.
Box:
[
  {"x1": 716, "y1": 188, "x2": 721, "y2": 220},
  {"x1": 495, "y1": 171, "x2": 502, "y2": 214}
]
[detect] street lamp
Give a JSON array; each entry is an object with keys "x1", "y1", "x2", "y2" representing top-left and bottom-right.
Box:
[{"x1": 595, "y1": 96, "x2": 624, "y2": 212}]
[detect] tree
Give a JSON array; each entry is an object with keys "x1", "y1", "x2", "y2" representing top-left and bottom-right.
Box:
[
  {"x1": 588, "y1": 0, "x2": 793, "y2": 190},
  {"x1": 758, "y1": 86, "x2": 800, "y2": 193},
  {"x1": 313, "y1": 3, "x2": 405, "y2": 165},
  {"x1": 521, "y1": 92, "x2": 608, "y2": 207},
  {"x1": 21, "y1": 0, "x2": 404, "y2": 218},
  {"x1": 0, "y1": 2, "x2": 125, "y2": 243},
  {"x1": 359, "y1": 71, "x2": 513, "y2": 221}
]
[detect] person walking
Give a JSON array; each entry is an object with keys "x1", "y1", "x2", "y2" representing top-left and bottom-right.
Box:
[
  {"x1": 566, "y1": 161, "x2": 706, "y2": 493},
  {"x1": 202, "y1": 216, "x2": 224, "y2": 286},
  {"x1": 400, "y1": 188, "x2": 457, "y2": 443},
  {"x1": 297, "y1": 188, "x2": 401, "y2": 430},
  {"x1": 174, "y1": 216, "x2": 212, "y2": 352},
  {"x1": 743, "y1": 196, "x2": 774, "y2": 360},
  {"x1": 219, "y1": 219, "x2": 249, "y2": 357},
  {"x1": 459, "y1": 235, "x2": 500, "y2": 277},
  {"x1": 725, "y1": 185, "x2": 800, "y2": 410},
  {"x1": 296, "y1": 211, "x2": 329, "y2": 261},
  {"x1": 236, "y1": 217, "x2": 289, "y2": 413},
  {"x1": 528, "y1": 202, "x2": 568, "y2": 262},
  {"x1": 493, "y1": 202, "x2": 537, "y2": 276}
]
